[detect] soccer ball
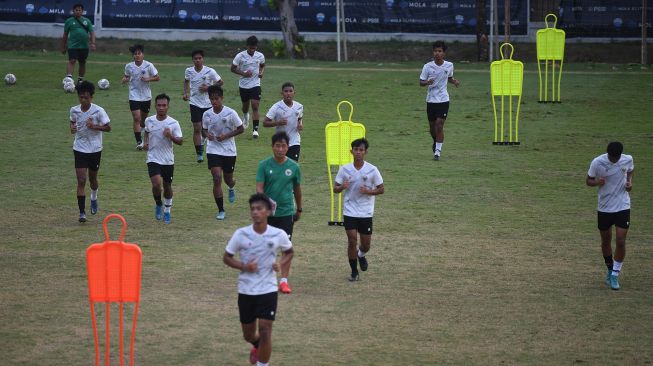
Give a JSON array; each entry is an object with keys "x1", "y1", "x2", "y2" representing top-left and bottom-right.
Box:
[
  {"x1": 98, "y1": 78, "x2": 110, "y2": 90},
  {"x1": 5, "y1": 73, "x2": 16, "y2": 85},
  {"x1": 62, "y1": 76, "x2": 74, "y2": 86},
  {"x1": 63, "y1": 82, "x2": 76, "y2": 93}
]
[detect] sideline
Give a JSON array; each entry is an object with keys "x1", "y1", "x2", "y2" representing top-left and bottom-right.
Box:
[{"x1": 3, "y1": 57, "x2": 652, "y2": 75}]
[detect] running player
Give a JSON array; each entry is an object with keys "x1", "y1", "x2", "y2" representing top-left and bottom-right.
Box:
[
  {"x1": 419, "y1": 40, "x2": 460, "y2": 161},
  {"x1": 202, "y1": 85, "x2": 244, "y2": 221},
  {"x1": 183, "y1": 49, "x2": 223, "y2": 163},
  {"x1": 333, "y1": 138, "x2": 384, "y2": 281},
  {"x1": 586, "y1": 141, "x2": 634, "y2": 290},
  {"x1": 69, "y1": 81, "x2": 111, "y2": 222},
  {"x1": 223, "y1": 193, "x2": 294, "y2": 366},
  {"x1": 263, "y1": 82, "x2": 304, "y2": 161},
  {"x1": 231, "y1": 36, "x2": 266, "y2": 138},
  {"x1": 122, "y1": 44, "x2": 160, "y2": 150},
  {"x1": 142, "y1": 94, "x2": 183, "y2": 225}
]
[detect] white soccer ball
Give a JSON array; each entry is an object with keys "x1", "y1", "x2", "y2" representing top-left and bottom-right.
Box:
[
  {"x1": 5, "y1": 73, "x2": 16, "y2": 85},
  {"x1": 62, "y1": 76, "x2": 74, "y2": 86},
  {"x1": 63, "y1": 82, "x2": 76, "y2": 93},
  {"x1": 97, "y1": 78, "x2": 110, "y2": 90}
]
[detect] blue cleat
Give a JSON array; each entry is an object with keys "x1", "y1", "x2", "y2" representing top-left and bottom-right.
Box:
[
  {"x1": 155, "y1": 205, "x2": 163, "y2": 220},
  {"x1": 605, "y1": 270, "x2": 611, "y2": 286},
  {"x1": 163, "y1": 211, "x2": 171, "y2": 224},
  {"x1": 228, "y1": 188, "x2": 236, "y2": 203},
  {"x1": 216, "y1": 211, "x2": 226, "y2": 220},
  {"x1": 90, "y1": 199, "x2": 98, "y2": 215},
  {"x1": 609, "y1": 274, "x2": 620, "y2": 290}
]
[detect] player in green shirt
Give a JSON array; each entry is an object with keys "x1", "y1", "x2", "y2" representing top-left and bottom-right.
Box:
[
  {"x1": 61, "y1": 3, "x2": 96, "y2": 82},
  {"x1": 256, "y1": 132, "x2": 302, "y2": 294}
]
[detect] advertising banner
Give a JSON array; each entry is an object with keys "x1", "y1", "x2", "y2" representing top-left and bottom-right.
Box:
[
  {"x1": 0, "y1": 0, "x2": 95, "y2": 23},
  {"x1": 559, "y1": 0, "x2": 652, "y2": 37}
]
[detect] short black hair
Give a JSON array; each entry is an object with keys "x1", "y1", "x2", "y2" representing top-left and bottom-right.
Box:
[
  {"x1": 129, "y1": 44, "x2": 144, "y2": 54},
  {"x1": 607, "y1": 141, "x2": 624, "y2": 157},
  {"x1": 351, "y1": 138, "x2": 369, "y2": 150},
  {"x1": 272, "y1": 131, "x2": 290, "y2": 145},
  {"x1": 76, "y1": 80, "x2": 95, "y2": 96},
  {"x1": 191, "y1": 49, "x2": 204, "y2": 58},
  {"x1": 432, "y1": 41, "x2": 447, "y2": 51},
  {"x1": 246, "y1": 36, "x2": 259, "y2": 46},
  {"x1": 155, "y1": 93, "x2": 170, "y2": 103},
  {"x1": 207, "y1": 85, "x2": 223, "y2": 98},
  {"x1": 72, "y1": 3, "x2": 83, "y2": 10},
  {"x1": 282, "y1": 82, "x2": 295, "y2": 90},
  {"x1": 249, "y1": 193, "x2": 272, "y2": 210}
]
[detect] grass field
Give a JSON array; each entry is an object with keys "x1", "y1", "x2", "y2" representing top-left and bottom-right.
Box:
[{"x1": 1, "y1": 50, "x2": 652, "y2": 365}]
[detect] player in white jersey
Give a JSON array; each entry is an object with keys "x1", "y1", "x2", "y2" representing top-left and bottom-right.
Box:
[
  {"x1": 69, "y1": 81, "x2": 111, "y2": 223},
  {"x1": 223, "y1": 193, "x2": 294, "y2": 366},
  {"x1": 419, "y1": 41, "x2": 460, "y2": 161},
  {"x1": 183, "y1": 49, "x2": 223, "y2": 163},
  {"x1": 333, "y1": 138, "x2": 384, "y2": 281},
  {"x1": 143, "y1": 94, "x2": 183, "y2": 225},
  {"x1": 202, "y1": 85, "x2": 244, "y2": 221},
  {"x1": 263, "y1": 82, "x2": 304, "y2": 161},
  {"x1": 586, "y1": 141, "x2": 634, "y2": 290},
  {"x1": 231, "y1": 36, "x2": 266, "y2": 139},
  {"x1": 121, "y1": 44, "x2": 160, "y2": 150}
]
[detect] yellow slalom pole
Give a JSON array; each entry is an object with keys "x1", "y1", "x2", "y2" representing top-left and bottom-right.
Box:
[
  {"x1": 551, "y1": 59, "x2": 556, "y2": 102},
  {"x1": 557, "y1": 59, "x2": 564, "y2": 102},
  {"x1": 544, "y1": 59, "x2": 549, "y2": 102},
  {"x1": 492, "y1": 96, "x2": 498, "y2": 143},
  {"x1": 509, "y1": 94, "x2": 513, "y2": 143},
  {"x1": 537, "y1": 59, "x2": 543, "y2": 102},
  {"x1": 500, "y1": 95, "x2": 505, "y2": 143},
  {"x1": 515, "y1": 95, "x2": 521, "y2": 143}
]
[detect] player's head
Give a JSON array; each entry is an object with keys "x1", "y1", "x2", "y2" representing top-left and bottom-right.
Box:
[
  {"x1": 246, "y1": 36, "x2": 258, "y2": 54},
  {"x1": 271, "y1": 132, "x2": 290, "y2": 159},
  {"x1": 249, "y1": 193, "x2": 273, "y2": 222},
  {"x1": 351, "y1": 138, "x2": 369, "y2": 150},
  {"x1": 607, "y1": 141, "x2": 624, "y2": 161},
  {"x1": 129, "y1": 44, "x2": 145, "y2": 61},
  {"x1": 155, "y1": 93, "x2": 170, "y2": 115},
  {"x1": 432, "y1": 41, "x2": 447, "y2": 61},
  {"x1": 351, "y1": 138, "x2": 369, "y2": 160},
  {"x1": 191, "y1": 50, "x2": 204, "y2": 65},
  {"x1": 76, "y1": 80, "x2": 95, "y2": 106},
  {"x1": 281, "y1": 82, "x2": 295, "y2": 101},
  {"x1": 72, "y1": 3, "x2": 83, "y2": 16},
  {"x1": 208, "y1": 85, "x2": 224, "y2": 109}
]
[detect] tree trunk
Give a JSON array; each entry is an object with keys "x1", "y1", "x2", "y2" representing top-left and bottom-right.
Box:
[
  {"x1": 276, "y1": 0, "x2": 305, "y2": 59},
  {"x1": 476, "y1": 0, "x2": 488, "y2": 61}
]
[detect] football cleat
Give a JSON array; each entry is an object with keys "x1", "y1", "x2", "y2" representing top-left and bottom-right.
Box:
[
  {"x1": 155, "y1": 205, "x2": 163, "y2": 221},
  {"x1": 196, "y1": 153, "x2": 204, "y2": 163},
  {"x1": 163, "y1": 211, "x2": 171, "y2": 224},
  {"x1": 228, "y1": 188, "x2": 236, "y2": 203},
  {"x1": 136, "y1": 142, "x2": 144, "y2": 150},
  {"x1": 604, "y1": 270, "x2": 611, "y2": 286},
  {"x1": 252, "y1": 130, "x2": 259, "y2": 139},
  {"x1": 79, "y1": 212, "x2": 87, "y2": 223},
  {"x1": 348, "y1": 273, "x2": 360, "y2": 282},
  {"x1": 358, "y1": 255, "x2": 368, "y2": 271},
  {"x1": 609, "y1": 274, "x2": 620, "y2": 290},
  {"x1": 279, "y1": 281, "x2": 292, "y2": 294},
  {"x1": 90, "y1": 199, "x2": 98, "y2": 215},
  {"x1": 216, "y1": 211, "x2": 226, "y2": 220},
  {"x1": 249, "y1": 347, "x2": 258, "y2": 365}
]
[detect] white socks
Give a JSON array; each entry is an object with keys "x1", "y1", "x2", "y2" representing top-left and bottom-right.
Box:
[
  {"x1": 280, "y1": 277, "x2": 288, "y2": 284},
  {"x1": 243, "y1": 112, "x2": 250, "y2": 123},
  {"x1": 164, "y1": 198, "x2": 172, "y2": 213},
  {"x1": 435, "y1": 142, "x2": 443, "y2": 154},
  {"x1": 256, "y1": 361, "x2": 269, "y2": 366},
  {"x1": 612, "y1": 261, "x2": 623, "y2": 276},
  {"x1": 357, "y1": 249, "x2": 366, "y2": 258},
  {"x1": 90, "y1": 189, "x2": 98, "y2": 201}
]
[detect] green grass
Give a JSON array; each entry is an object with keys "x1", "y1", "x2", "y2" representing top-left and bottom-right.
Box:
[{"x1": 1, "y1": 50, "x2": 652, "y2": 365}]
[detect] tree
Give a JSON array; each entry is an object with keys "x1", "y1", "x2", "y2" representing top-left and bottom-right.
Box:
[{"x1": 271, "y1": 0, "x2": 306, "y2": 58}]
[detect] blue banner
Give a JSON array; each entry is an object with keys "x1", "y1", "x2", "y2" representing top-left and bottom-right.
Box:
[
  {"x1": 0, "y1": 0, "x2": 95, "y2": 23},
  {"x1": 559, "y1": 0, "x2": 653, "y2": 37}
]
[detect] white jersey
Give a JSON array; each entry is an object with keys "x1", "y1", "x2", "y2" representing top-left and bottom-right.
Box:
[
  {"x1": 184, "y1": 65, "x2": 221, "y2": 108},
  {"x1": 588, "y1": 153, "x2": 634, "y2": 213},
  {"x1": 232, "y1": 50, "x2": 265, "y2": 89},
  {"x1": 144, "y1": 115, "x2": 182, "y2": 165},
  {"x1": 420, "y1": 60, "x2": 454, "y2": 103},
  {"x1": 124, "y1": 60, "x2": 158, "y2": 101},
  {"x1": 265, "y1": 100, "x2": 304, "y2": 147},
  {"x1": 335, "y1": 161, "x2": 384, "y2": 218},
  {"x1": 202, "y1": 106, "x2": 243, "y2": 157},
  {"x1": 225, "y1": 224, "x2": 292, "y2": 295},
  {"x1": 70, "y1": 103, "x2": 110, "y2": 153}
]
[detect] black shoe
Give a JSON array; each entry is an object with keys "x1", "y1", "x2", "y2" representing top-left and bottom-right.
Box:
[
  {"x1": 348, "y1": 273, "x2": 360, "y2": 282},
  {"x1": 358, "y1": 255, "x2": 368, "y2": 271}
]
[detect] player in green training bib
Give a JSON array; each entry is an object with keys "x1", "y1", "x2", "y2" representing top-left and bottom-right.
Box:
[
  {"x1": 61, "y1": 3, "x2": 96, "y2": 83},
  {"x1": 256, "y1": 132, "x2": 302, "y2": 295}
]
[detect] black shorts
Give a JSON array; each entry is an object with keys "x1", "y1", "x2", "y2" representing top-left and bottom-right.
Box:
[
  {"x1": 147, "y1": 162, "x2": 174, "y2": 183},
  {"x1": 427, "y1": 102, "x2": 449, "y2": 121},
  {"x1": 190, "y1": 104, "x2": 210, "y2": 123},
  {"x1": 598, "y1": 210, "x2": 630, "y2": 230},
  {"x1": 239, "y1": 86, "x2": 262, "y2": 103},
  {"x1": 129, "y1": 100, "x2": 151, "y2": 113},
  {"x1": 207, "y1": 154, "x2": 236, "y2": 174},
  {"x1": 287, "y1": 145, "x2": 300, "y2": 162},
  {"x1": 74, "y1": 150, "x2": 101, "y2": 171},
  {"x1": 344, "y1": 216, "x2": 373, "y2": 235},
  {"x1": 268, "y1": 215, "x2": 294, "y2": 240},
  {"x1": 238, "y1": 291, "x2": 278, "y2": 324},
  {"x1": 68, "y1": 48, "x2": 89, "y2": 62}
]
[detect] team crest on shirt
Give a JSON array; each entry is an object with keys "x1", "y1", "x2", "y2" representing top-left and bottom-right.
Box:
[
  {"x1": 221, "y1": 118, "x2": 228, "y2": 124},
  {"x1": 267, "y1": 241, "x2": 274, "y2": 248},
  {"x1": 362, "y1": 175, "x2": 368, "y2": 181},
  {"x1": 621, "y1": 167, "x2": 627, "y2": 173},
  {"x1": 285, "y1": 169, "x2": 292, "y2": 176}
]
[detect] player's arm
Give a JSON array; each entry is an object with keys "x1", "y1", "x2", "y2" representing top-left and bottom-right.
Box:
[
  {"x1": 258, "y1": 63, "x2": 265, "y2": 78},
  {"x1": 586, "y1": 175, "x2": 605, "y2": 187},
  {"x1": 143, "y1": 130, "x2": 149, "y2": 150},
  {"x1": 263, "y1": 116, "x2": 275, "y2": 128},
  {"x1": 293, "y1": 184, "x2": 302, "y2": 221},
  {"x1": 70, "y1": 119, "x2": 77, "y2": 134},
  {"x1": 448, "y1": 76, "x2": 460, "y2": 87},
  {"x1": 215, "y1": 77, "x2": 224, "y2": 87},
  {"x1": 146, "y1": 74, "x2": 160, "y2": 82},
  {"x1": 625, "y1": 170, "x2": 634, "y2": 191},
  {"x1": 223, "y1": 252, "x2": 257, "y2": 272},
  {"x1": 297, "y1": 116, "x2": 303, "y2": 131},
  {"x1": 183, "y1": 79, "x2": 190, "y2": 101},
  {"x1": 365, "y1": 183, "x2": 384, "y2": 196},
  {"x1": 231, "y1": 63, "x2": 246, "y2": 76},
  {"x1": 255, "y1": 182, "x2": 264, "y2": 194},
  {"x1": 419, "y1": 78, "x2": 433, "y2": 87},
  {"x1": 88, "y1": 123, "x2": 111, "y2": 132},
  {"x1": 276, "y1": 248, "x2": 294, "y2": 274},
  {"x1": 89, "y1": 31, "x2": 96, "y2": 51},
  {"x1": 61, "y1": 31, "x2": 68, "y2": 54}
]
